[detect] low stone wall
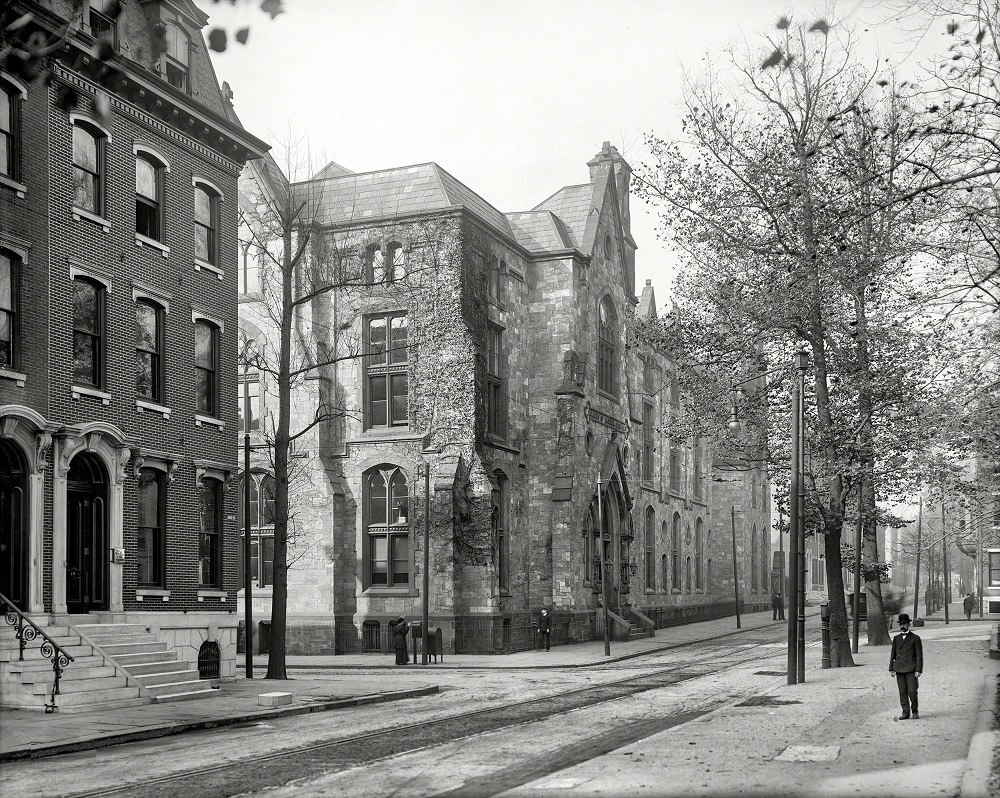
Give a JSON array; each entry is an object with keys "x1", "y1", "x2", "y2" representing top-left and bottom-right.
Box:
[{"x1": 125, "y1": 611, "x2": 238, "y2": 679}]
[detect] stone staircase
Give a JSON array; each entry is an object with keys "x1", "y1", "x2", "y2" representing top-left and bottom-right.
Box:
[
  {"x1": 0, "y1": 616, "x2": 218, "y2": 711},
  {"x1": 626, "y1": 620, "x2": 650, "y2": 641},
  {"x1": 72, "y1": 619, "x2": 219, "y2": 704}
]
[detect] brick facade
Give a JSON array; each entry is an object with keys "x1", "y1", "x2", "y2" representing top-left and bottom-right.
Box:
[{"x1": 0, "y1": 0, "x2": 267, "y2": 676}]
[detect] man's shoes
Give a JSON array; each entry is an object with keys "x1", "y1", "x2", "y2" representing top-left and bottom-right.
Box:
[
  {"x1": 911, "y1": 711, "x2": 919, "y2": 719},
  {"x1": 898, "y1": 713, "x2": 910, "y2": 720}
]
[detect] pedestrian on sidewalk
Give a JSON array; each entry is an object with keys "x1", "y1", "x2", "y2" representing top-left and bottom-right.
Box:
[
  {"x1": 964, "y1": 593, "x2": 975, "y2": 621},
  {"x1": 389, "y1": 616, "x2": 410, "y2": 665},
  {"x1": 535, "y1": 607, "x2": 552, "y2": 652},
  {"x1": 772, "y1": 592, "x2": 785, "y2": 621},
  {"x1": 889, "y1": 613, "x2": 923, "y2": 720}
]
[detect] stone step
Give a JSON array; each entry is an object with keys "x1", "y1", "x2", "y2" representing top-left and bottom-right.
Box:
[
  {"x1": 18, "y1": 664, "x2": 117, "y2": 683},
  {"x1": 0, "y1": 642, "x2": 91, "y2": 662},
  {"x1": 2, "y1": 654, "x2": 106, "y2": 673},
  {"x1": 111, "y1": 651, "x2": 179, "y2": 667},
  {"x1": 29, "y1": 675, "x2": 128, "y2": 695},
  {"x1": 134, "y1": 668, "x2": 201, "y2": 687},
  {"x1": 74, "y1": 623, "x2": 149, "y2": 636},
  {"x1": 51, "y1": 685, "x2": 142, "y2": 707},
  {"x1": 145, "y1": 679, "x2": 212, "y2": 697},
  {"x1": 124, "y1": 659, "x2": 191, "y2": 676},
  {"x1": 86, "y1": 633, "x2": 157, "y2": 645},
  {"x1": 100, "y1": 641, "x2": 169, "y2": 656},
  {"x1": 0, "y1": 633, "x2": 81, "y2": 651},
  {"x1": 153, "y1": 686, "x2": 219, "y2": 704},
  {"x1": 57, "y1": 696, "x2": 150, "y2": 713}
]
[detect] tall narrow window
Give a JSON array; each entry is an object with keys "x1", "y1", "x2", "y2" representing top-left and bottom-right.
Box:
[
  {"x1": 671, "y1": 513, "x2": 681, "y2": 589},
  {"x1": 642, "y1": 402, "x2": 654, "y2": 482},
  {"x1": 135, "y1": 154, "x2": 163, "y2": 241},
  {"x1": 487, "y1": 257, "x2": 503, "y2": 304},
  {"x1": 89, "y1": 0, "x2": 117, "y2": 45},
  {"x1": 369, "y1": 245, "x2": 385, "y2": 282},
  {"x1": 387, "y1": 242, "x2": 405, "y2": 282},
  {"x1": 0, "y1": 81, "x2": 20, "y2": 180},
  {"x1": 164, "y1": 21, "x2": 190, "y2": 91},
  {"x1": 72, "y1": 122, "x2": 104, "y2": 215},
  {"x1": 685, "y1": 555, "x2": 692, "y2": 592},
  {"x1": 486, "y1": 324, "x2": 505, "y2": 438},
  {"x1": 194, "y1": 184, "x2": 219, "y2": 266},
  {"x1": 597, "y1": 296, "x2": 617, "y2": 396},
  {"x1": 72, "y1": 278, "x2": 104, "y2": 387},
  {"x1": 693, "y1": 438, "x2": 704, "y2": 498},
  {"x1": 751, "y1": 525, "x2": 759, "y2": 592},
  {"x1": 238, "y1": 374, "x2": 261, "y2": 433},
  {"x1": 644, "y1": 507, "x2": 655, "y2": 589},
  {"x1": 695, "y1": 518, "x2": 704, "y2": 590},
  {"x1": 365, "y1": 466, "x2": 409, "y2": 587},
  {"x1": 198, "y1": 477, "x2": 221, "y2": 587},
  {"x1": 237, "y1": 473, "x2": 275, "y2": 587},
  {"x1": 135, "y1": 300, "x2": 164, "y2": 402},
  {"x1": 137, "y1": 468, "x2": 164, "y2": 586},
  {"x1": 0, "y1": 251, "x2": 16, "y2": 368},
  {"x1": 366, "y1": 313, "x2": 407, "y2": 428},
  {"x1": 194, "y1": 320, "x2": 218, "y2": 415},
  {"x1": 493, "y1": 470, "x2": 509, "y2": 591}
]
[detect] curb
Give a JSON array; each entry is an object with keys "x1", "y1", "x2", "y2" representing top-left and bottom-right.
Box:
[
  {"x1": 0, "y1": 684, "x2": 439, "y2": 762},
  {"x1": 959, "y1": 673, "x2": 999, "y2": 798}
]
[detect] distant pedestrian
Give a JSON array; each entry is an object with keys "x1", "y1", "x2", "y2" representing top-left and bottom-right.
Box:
[
  {"x1": 389, "y1": 616, "x2": 410, "y2": 665},
  {"x1": 889, "y1": 613, "x2": 923, "y2": 720},
  {"x1": 536, "y1": 607, "x2": 551, "y2": 652},
  {"x1": 772, "y1": 592, "x2": 785, "y2": 621},
  {"x1": 964, "y1": 593, "x2": 975, "y2": 621}
]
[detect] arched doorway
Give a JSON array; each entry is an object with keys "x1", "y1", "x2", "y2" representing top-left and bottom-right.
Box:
[
  {"x1": 66, "y1": 452, "x2": 108, "y2": 614},
  {"x1": 0, "y1": 439, "x2": 27, "y2": 608}
]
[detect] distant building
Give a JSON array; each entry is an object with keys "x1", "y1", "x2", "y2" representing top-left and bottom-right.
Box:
[
  {"x1": 235, "y1": 142, "x2": 770, "y2": 654},
  {"x1": 0, "y1": 0, "x2": 267, "y2": 703}
]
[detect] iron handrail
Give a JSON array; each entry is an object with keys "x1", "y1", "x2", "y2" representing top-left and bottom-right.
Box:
[{"x1": 0, "y1": 591, "x2": 75, "y2": 712}]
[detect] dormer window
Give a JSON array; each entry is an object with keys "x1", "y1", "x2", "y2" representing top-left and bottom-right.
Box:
[
  {"x1": 89, "y1": 0, "x2": 117, "y2": 47},
  {"x1": 164, "y1": 22, "x2": 190, "y2": 92}
]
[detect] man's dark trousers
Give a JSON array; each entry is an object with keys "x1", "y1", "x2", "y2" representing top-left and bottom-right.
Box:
[{"x1": 896, "y1": 672, "x2": 919, "y2": 715}]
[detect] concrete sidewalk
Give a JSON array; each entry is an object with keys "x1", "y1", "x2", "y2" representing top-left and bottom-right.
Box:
[{"x1": 2, "y1": 601, "x2": 997, "y2": 798}]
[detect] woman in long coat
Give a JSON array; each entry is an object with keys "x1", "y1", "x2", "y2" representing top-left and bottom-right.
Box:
[{"x1": 390, "y1": 617, "x2": 409, "y2": 665}]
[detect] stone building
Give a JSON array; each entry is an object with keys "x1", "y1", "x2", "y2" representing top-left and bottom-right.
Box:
[
  {"x1": 0, "y1": 0, "x2": 267, "y2": 707},
  {"x1": 237, "y1": 141, "x2": 771, "y2": 654}
]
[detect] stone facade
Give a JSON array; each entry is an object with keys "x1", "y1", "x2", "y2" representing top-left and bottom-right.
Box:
[
  {"x1": 238, "y1": 143, "x2": 769, "y2": 654},
  {"x1": 0, "y1": 0, "x2": 267, "y2": 676}
]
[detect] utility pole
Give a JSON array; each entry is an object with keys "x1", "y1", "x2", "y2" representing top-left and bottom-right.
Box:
[
  {"x1": 243, "y1": 433, "x2": 253, "y2": 679},
  {"x1": 912, "y1": 498, "x2": 922, "y2": 621},
  {"x1": 422, "y1": 463, "x2": 431, "y2": 664},
  {"x1": 787, "y1": 360, "x2": 800, "y2": 685},
  {"x1": 942, "y1": 500, "x2": 950, "y2": 625},
  {"x1": 852, "y1": 473, "x2": 862, "y2": 654},
  {"x1": 597, "y1": 477, "x2": 611, "y2": 657},
  {"x1": 731, "y1": 505, "x2": 741, "y2": 629},
  {"x1": 794, "y1": 350, "x2": 808, "y2": 684}
]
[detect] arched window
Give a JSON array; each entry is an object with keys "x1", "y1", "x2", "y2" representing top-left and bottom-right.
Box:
[
  {"x1": 492, "y1": 470, "x2": 510, "y2": 591},
  {"x1": 751, "y1": 524, "x2": 759, "y2": 592},
  {"x1": 194, "y1": 182, "x2": 220, "y2": 266},
  {"x1": 72, "y1": 277, "x2": 105, "y2": 388},
  {"x1": 644, "y1": 507, "x2": 655, "y2": 589},
  {"x1": 685, "y1": 556, "x2": 692, "y2": 592},
  {"x1": 762, "y1": 526, "x2": 770, "y2": 593},
  {"x1": 135, "y1": 152, "x2": 165, "y2": 241},
  {"x1": 671, "y1": 513, "x2": 681, "y2": 589},
  {"x1": 597, "y1": 296, "x2": 617, "y2": 396},
  {"x1": 164, "y1": 21, "x2": 191, "y2": 91},
  {"x1": 237, "y1": 472, "x2": 276, "y2": 587},
  {"x1": 365, "y1": 465, "x2": 409, "y2": 587},
  {"x1": 707, "y1": 558, "x2": 712, "y2": 592},
  {"x1": 695, "y1": 518, "x2": 704, "y2": 590},
  {"x1": 135, "y1": 299, "x2": 164, "y2": 402},
  {"x1": 194, "y1": 320, "x2": 219, "y2": 415},
  {"x1": 661, "y1": 553, "x2": 668, "y2": 592}
]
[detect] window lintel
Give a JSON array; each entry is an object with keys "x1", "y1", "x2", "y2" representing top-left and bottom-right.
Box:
[
  {"x1": 133, "y1": 143, "x2": 171, "y2": 171},
  {"x1": 69, "y1": 262, "x2": 113, "y2": 292},
  {"x1": 0, "y1": 71, "x2": 28, "y2": 99},
  {"x1": 191, "y1": 307, "x2": 224, "y2": 332},
  {"x1": 192, "y1": 175, "x2": 225, "y2": 201},
  {"x1": 69, "y1": 112, "x2": 113, "y2": 142}
]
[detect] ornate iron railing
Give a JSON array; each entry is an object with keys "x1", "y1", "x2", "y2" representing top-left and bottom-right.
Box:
[{"x1": 0, "y1": 592, "x2": 75, "y2": 713}]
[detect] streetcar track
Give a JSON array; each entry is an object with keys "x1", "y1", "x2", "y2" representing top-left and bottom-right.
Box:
[{"x1": 66, "y1": 634, "x2": 796, "y2": 798}]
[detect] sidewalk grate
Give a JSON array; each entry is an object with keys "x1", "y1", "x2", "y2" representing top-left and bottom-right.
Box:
[{"x1": 735, "y1": 696, "x2": 802, "y2": 707}]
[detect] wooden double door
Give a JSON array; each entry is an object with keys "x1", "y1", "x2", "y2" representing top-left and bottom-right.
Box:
[
  {"x1": 66, "y1": 453, "x2": 108, "y2": 614},
  {"x1": 0, "y1": 440, "x2": 26, "y2": 609}
]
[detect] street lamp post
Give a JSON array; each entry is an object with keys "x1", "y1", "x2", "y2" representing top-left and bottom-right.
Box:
[
  {"x1": 852, "y1": 473, "x2": 862, "y2": 655},
  {"x1": 795, "y1": 350, "x2": 807, "y2": 685},
  {"x1": 243, "y1": 433, "x2": 253, "y2": 679},
  {"x1": 597, "y1": 476, "x2": 611, "y2": 657},
  {"x1": 422, "y1": 463, "x2": 431, "y2": 664},
  {"x1": 942, "y1": 500, "x2": 950, "y2": 625},
  {"x1": 731, "y1": 505, "x2": 742, "y2": 629},
  {"x1": 787, "y1": 364, "x2": 800, "y2": 685}
]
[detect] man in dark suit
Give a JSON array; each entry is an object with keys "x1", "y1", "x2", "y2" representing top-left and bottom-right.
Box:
[{"x1": 889, "y1": 613, "x2": 923, "y2": 720}]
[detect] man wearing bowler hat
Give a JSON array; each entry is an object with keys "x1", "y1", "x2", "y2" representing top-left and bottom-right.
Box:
[{"x1": 889, "y1": 613, "x2": 923, "y2": 719}]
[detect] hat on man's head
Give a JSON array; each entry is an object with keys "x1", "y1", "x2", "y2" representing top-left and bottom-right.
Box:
[{"x1": 898, "y1": 613, "x2": 911, "y2": 625}]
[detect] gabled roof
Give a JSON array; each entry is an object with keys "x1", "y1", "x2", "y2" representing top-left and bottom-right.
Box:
[
  {"x1": 531, "y1": 184, "x2": 593, "y2": 251},
  {"x1": 294, "y1": 163, "x2": 513, "y2": 237},
  {"x1": 504, "y1": 210, "x2": 574, "y2": 253}
]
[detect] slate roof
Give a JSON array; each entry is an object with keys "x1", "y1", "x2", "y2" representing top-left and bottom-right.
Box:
[
  {"x1": 504, "y1": 211, "x2": 574, "y2": 253},
  {"x1": 295, "y1": 163, "x2": 513, "y2": 238},
  {"x1": 530, "y1": 184, "x2": 595, "y2": 252}
]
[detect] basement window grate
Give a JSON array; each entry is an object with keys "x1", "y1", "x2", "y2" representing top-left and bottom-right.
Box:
[{"x1": 198, "y1": 641, "x2": 221, "y2": 679}]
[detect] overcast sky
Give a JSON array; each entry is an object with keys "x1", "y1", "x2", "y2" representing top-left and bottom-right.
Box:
[{"x1": 208, "y1": 0, "x2": 949, "y2": 305}]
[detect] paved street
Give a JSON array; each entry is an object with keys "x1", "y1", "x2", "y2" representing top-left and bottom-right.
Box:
[{"x1": 1, "y1": 606, "x2": 996, "y2": 798}]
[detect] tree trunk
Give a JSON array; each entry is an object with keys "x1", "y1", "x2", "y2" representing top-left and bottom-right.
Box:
[
  {"x1": 824, "y1": 526, "x2": 855, "y2": 666},
  {"x1": 863, "y1": 466, "x2": 890, "y2": 645}
]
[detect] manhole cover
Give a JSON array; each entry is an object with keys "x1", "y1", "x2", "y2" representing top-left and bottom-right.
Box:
[
  {"x1": 754, "y1": 670, "x2": 787, "y2": 676},
  {"x1": 775, "y1": 745, "x2": 840, "y2": 762},
  {"x1": 735, "y1": 696, "x2": 802, "y2": 707}
]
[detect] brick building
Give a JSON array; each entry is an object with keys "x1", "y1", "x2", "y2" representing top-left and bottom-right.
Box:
[
  {"x1": 0, "y1": 0, "x2": 267, "y2": 700},
  {"x1": 237, "y1": 142, "x2": 770, "y2": 654}
]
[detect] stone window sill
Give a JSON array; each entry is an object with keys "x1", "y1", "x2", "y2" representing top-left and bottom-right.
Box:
[
  {"x1": 136, "y1": 588, "x2": 170, "y2": 602},
  {"x1": 72, "y1": 385, "x2": 111, "y2": 404},
  {"x1": 0, "y1": 368, "x2": 26, "y2": 387},
  {"x1": 0, "y1": 174, "x2": 26, "y2": 198},
  {"x1": 197, "y1": 589, "x2": 226, "y2": 602},
  {"x1": 135, "y1": 233, "x2": 170, "y2": 257},
  {"x1": 195, "y1": 414, "x2": 224, "y2": 429},
  {"x1": 136, "y1": 398, "x2": 171, "y2": 418},
  {"x1": 194, "y1": 258, "x2": 224, "y2": 280},
  {"x1": 596, "y1": 388, "x2": 620, "y2": 404},
  {"x1": 72, "y1": 206, "x2": 111, "y2": 232},
  {"x1": 363, "y1": 588, "x2": 417, "y2": 598}
]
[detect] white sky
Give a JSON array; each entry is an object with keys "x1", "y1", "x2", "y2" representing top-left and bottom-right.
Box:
[{"x1": 207, "y1": 0, "x2": 952, "y2": 305}]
